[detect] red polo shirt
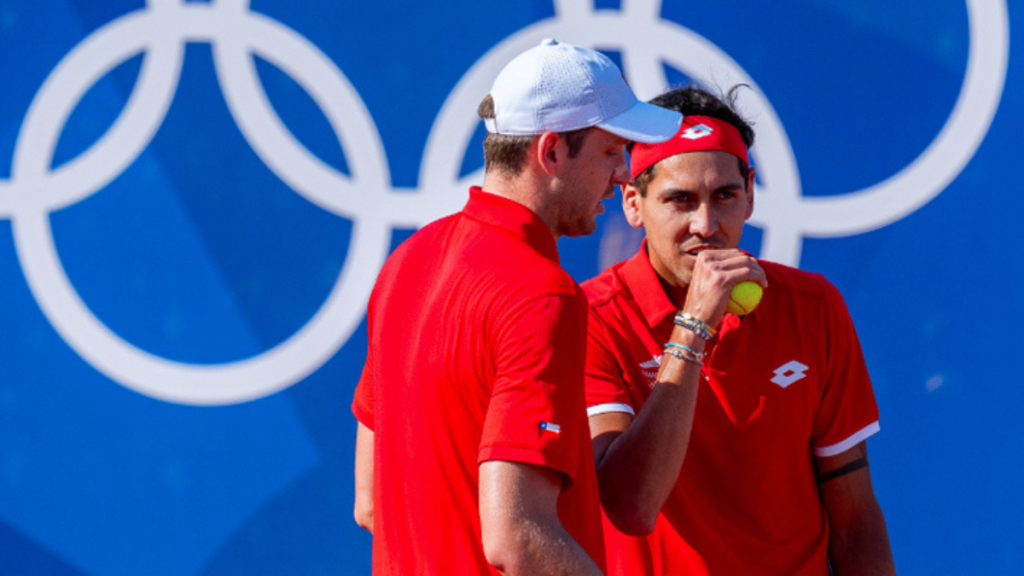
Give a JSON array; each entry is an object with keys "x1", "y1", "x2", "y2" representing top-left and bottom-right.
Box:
[
  {"x1": 353, "y1": 187, "x2": 604, "y2": 575},
  {"x1": 584, "y1": 243, "x2": 879, "y2": 575}
]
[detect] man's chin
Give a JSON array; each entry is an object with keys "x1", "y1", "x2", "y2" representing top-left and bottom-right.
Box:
[
  {"x1": 560, "y1": 216, "x2": 600, "y2": 239},
  {"x1": 563, "y1": 227, "x2": 596, "y2": 239},
  {"x1": 669, "y1": 261, "x2": 694, "y2": 287}
]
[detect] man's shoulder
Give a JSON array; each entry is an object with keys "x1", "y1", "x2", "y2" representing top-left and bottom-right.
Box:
[
  {"x1": 580, "y1": 260, "x2": 630, "y2": 309},
  {"x1": 507, "y1": 258, "x2": 583, "y2": 305},
  {"x1": 480, "y1": 232, "x2": 581, "y2": 299},
  {"x1": 373, "y1": 214, "x2": 456, "y2": 281},
  {"x1": 434, "y1": 212, "x2": 583, "y2": 299},
  {"x1": 385, "y1": 212, "x2": 457, "y2": 257},
  {"x1": 758, "y1": 260, "x2": 855, "y2": 329}
]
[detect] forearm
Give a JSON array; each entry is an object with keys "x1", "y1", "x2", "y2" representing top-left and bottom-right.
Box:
[
  {"x1": 486, "y1": 518, "x2": 603, "y2": 576},
  {"x1": 828, "y1": 495, "x2": 896, "y2": 575},
  {"x1": 480, "y1": 461, "x2": 603, "y2": 576},
  {"x1": 353, "y1": 423, "x2": 374, "y2": 533},
  {"x1": 597, "y1": 326, "x2": 702, "y2": 534}
]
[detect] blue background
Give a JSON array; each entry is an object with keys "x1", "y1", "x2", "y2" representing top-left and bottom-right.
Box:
[{"x1": 0, "y1": 0, "x2": 1018, "y2": 574}]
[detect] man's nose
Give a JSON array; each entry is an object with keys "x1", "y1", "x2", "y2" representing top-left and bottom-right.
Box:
[
  {"x1": 611, "y1": 158, "x2": 630, "y2": 188},
  {"x1": 689, "y1": 202, "x2": 717, "y2": 237}
]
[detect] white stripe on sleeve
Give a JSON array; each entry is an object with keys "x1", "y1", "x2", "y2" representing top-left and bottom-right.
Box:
[
  {"x1": 587, "y1": 403, "x2": 636, "y2": 418},
  {"x1": 814, "y1": 421, "x2": 881, "y2": 457}
]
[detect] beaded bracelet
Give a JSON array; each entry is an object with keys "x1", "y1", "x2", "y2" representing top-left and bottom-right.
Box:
[
  {"x1": 663, "y1": 347, "x2": 703, "y2": 366},
  {"x1": 674, "y1": 313, "x2": 716, "y2": 341},
  {"x1": 679, "y1": 313, "x2": 717, "y2": 336},
  {"x1": 665, "y1": 342, "x2": 706, "y2": 362}
]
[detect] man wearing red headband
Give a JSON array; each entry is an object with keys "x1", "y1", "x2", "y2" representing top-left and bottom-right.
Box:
[{"x1": 583, "y1": 86, "x2": 896, "y2": 575}]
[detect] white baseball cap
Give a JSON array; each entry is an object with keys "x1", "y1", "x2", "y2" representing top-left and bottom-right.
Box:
[{"x1": 483, "y1": 39, "x2": 682, "y2": 143}]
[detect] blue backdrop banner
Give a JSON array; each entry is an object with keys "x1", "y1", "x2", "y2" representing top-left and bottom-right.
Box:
[{"x1": 0, "y1": 0, "x2": 1018, "y2": 574}]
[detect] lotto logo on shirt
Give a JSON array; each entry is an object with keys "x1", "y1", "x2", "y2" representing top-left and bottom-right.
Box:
[{"x1": 771, "y1": 360, "x2": 810, "y2": 388}]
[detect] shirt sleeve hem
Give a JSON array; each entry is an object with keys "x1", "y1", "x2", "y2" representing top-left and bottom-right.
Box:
[
  {"x1": 352, "y1": 402, "x2": 374, "y2": 430},
  {"x1": 479, "y1": 446, "x2": 577, "y2": 489},
  {"x1": 587, "y1": 402, "x2": 636, "y2": 417},
  {"x1": 814, "y1": 421, "x2": 880, "y2": 457}
]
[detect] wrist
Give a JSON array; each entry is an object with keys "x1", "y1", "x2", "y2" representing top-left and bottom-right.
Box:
[
  {"x1": 668, "y1": 324, "x2": 706, "y2": 348},
  {"x1": 663, "y1": 342, "x2": 706, "y2": 365},
  {"x1": 674, "y1": 312, "x2": 717, "y2": 341}
]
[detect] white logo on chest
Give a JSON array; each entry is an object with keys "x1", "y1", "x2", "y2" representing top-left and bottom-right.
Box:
[
  {"x1": 771, "y1": 360, "x2": 809, "y2": 388},
  {"x1": 640, "y1": 356, "x2": 661, "y2": 388}
]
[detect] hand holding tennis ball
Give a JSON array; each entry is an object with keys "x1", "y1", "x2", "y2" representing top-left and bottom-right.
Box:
[{"x1": 726, "y1": 281, "x2": 763, "y2": 316}]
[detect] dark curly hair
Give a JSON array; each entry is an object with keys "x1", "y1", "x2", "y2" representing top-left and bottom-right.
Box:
[{"x1": 630, "y1": 85, "x2": 755, "y2": 196}]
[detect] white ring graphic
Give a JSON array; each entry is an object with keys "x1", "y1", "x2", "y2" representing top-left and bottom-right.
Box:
[
  {"x1": 5, "y1": 0, "x2": 394, "y2": 405},
  {"x1": 0, "y1": 0, "x2": 1007, "y2": 405},
  {"x1": 745, "y1": 0, "x2": 1009, "y2": 263}
]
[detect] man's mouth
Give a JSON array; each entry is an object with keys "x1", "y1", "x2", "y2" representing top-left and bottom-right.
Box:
[{"x1": 682, "y1": 244, "x2": 719, "y2": 257}]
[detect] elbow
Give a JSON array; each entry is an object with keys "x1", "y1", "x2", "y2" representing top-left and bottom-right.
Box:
[
  {"x1": 353, "y1": 501, "x2": 374, "y2": 533},
  {"x1": 605, "y1": 508, "x2": 658, "y2": 536},
  {"x1": 596, "y1": 462, "x2": 663, "y2": 536},
  {"x1": 600, "y1": 490, "x2": 659, "y2": 536},
  {"x1": 625, "y1": 516, "x2": 659, "y2": 537},
  {"x1": 481, "y1": 515, "x2": 538, "y2": 574},
  {"x1": 481, "y1": 526, "x2": 520, "y2": 573}
]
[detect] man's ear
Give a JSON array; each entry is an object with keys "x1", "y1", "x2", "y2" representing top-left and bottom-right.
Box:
[
  {"x1": 535, "y1": 131, "x2": 563, "y2": 175},
  {"x1": 622, "y1": 183, "x2": 644, "y2": 228}
]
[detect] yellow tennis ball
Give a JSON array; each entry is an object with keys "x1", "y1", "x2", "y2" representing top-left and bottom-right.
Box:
[{"x1": 726, "y1": 281, "x2": 763, "y2": 316}]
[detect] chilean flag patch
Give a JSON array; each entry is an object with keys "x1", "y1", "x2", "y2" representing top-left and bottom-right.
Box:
[{"x1": 539, "y1": 421, "x2": 561, "y2": 435}]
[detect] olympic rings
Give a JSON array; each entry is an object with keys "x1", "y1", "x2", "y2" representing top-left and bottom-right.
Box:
[{"x1": 0, "y1": 0, "x2": 1007, "y2": 404}]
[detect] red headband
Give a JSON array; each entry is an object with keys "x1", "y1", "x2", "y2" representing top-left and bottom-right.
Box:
[{"x1": 629, "y1": 115, "x2": 749, "y2": 180}]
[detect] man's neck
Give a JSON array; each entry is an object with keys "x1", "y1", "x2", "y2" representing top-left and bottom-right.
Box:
[
  {"x1": 658, "y1": 274, "x2": 689, "y2": 311},
  {"x1": 481, "y1": 171, "x2": 561, "y2": 241},
  {"x1": 644, "y1": 244, "x2": 690, "y2": 310}
]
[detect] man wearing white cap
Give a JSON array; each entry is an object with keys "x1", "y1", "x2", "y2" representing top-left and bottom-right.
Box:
[{"x1": 351, "y1": 39, "x2": 681, "y2": 575}]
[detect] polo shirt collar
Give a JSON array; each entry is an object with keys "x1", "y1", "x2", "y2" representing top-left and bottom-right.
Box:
[
  {"x1": 620, "y1": 240, "x2": 677, "y2": 327},
  {"x1": 463, "y1": 187, "x2": 560, "y2": 264}
]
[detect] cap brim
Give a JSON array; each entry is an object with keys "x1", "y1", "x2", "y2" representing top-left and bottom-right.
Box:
[{"x1": 597, "y1": 101, "x2": 683, "y2": 144}]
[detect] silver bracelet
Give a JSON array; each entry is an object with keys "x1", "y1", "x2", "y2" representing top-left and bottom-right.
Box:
[
  {"x1": 674, "y1": 313, "x2": 715, "y2": 340},
  {"x1": 663, "y1": 347, "x2": 704, "y2": 366},
  {"x1": 665, "y1": 342, "x2": 706, "y2": 362}
]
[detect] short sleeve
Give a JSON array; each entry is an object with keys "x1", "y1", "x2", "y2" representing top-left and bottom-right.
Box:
[
  {"x1": 811, "y1": 282, "x2": 880, "y2": 457},
  {"x1": 478, "y1": 293, "x2": 589, "y2": 485},
  {"x1": 351, "y1": 353, "x2": 374, "y2": 430},
  {"x1": 584, "y1": 311, "x2": 636, "y2": 417},
  {"x1": 351, "y1": 301, "x2": 375, "y2": 430}
]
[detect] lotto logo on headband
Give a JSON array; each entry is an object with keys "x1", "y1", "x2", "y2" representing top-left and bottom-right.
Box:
[
  {"x1": 682, "y1": 124, "x2": 714, "y2": 140},
  {"x1": 629, "y1": 115, "x2": 750, "y2": 179}
]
